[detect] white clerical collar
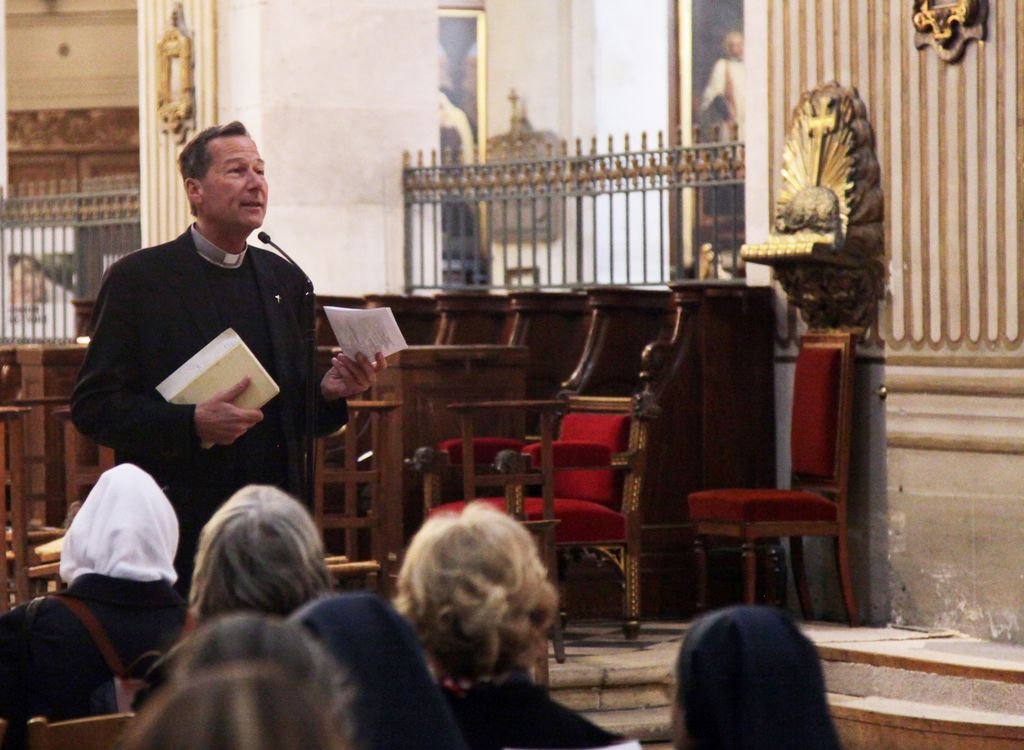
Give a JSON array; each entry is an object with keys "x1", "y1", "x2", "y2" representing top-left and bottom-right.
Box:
[{"x1": 190, "y1": 225, "x2": 247, "y2": 269}]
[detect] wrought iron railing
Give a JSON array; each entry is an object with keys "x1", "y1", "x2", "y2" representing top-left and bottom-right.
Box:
[
  {"x1": 0, "y1": 177, "x2": 140, "y2": 343},
  {"x1": 402, "y1": 132, "x2": 744, "y2": 292}
]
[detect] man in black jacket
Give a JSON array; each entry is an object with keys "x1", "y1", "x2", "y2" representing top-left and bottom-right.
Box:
[{"x1": 71, "y1": 121, "x2": 383, "y2": 590}]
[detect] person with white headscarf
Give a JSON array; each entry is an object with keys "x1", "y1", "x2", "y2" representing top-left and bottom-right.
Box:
[{"x1": 0, "y1": 464, "x2": 188, "y2": 750}]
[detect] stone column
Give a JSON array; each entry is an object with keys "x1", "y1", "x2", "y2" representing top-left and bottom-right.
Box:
[
  {"x1": 0, "y1": 0, "x2": 7, "y2": 189},
  {"x1": 137, "y1": 0, "x2": 218, "y2": 246},
  {"x1": 218, "y1": 0, "x2": 438, "y2": 295}
]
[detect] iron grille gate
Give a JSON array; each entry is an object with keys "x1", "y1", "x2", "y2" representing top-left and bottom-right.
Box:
[
  {"x1": 403, "y1": 134, "x2": 745, "y2": 292},
  {"x1": 0, "y1": 181, "x2": 140, "y2": 343}
]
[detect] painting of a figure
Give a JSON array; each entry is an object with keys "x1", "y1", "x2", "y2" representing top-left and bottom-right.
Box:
[
  {"x1": 690, "y1": 0, "x2": 743, "y2": 142},
  {"x1": 439, "y1": 10, "x2": 485, "y2": 164},
  {"x1": 438, "y1": 9, "x2": 488, "y2": 284}
]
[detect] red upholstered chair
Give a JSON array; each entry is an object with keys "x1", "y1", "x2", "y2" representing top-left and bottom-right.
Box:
[
  {"x1": 687, "y1": 330, "x2": 859, "y2": 625},
  {"x1": 418, "y1": 396, "x2": 653, "y2": 639}
]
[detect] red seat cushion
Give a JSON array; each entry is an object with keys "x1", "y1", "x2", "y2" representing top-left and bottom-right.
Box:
[
  {"x1": 438, "y1": 437, "x2": 526, "y2": 465},
  {"x1": 687, "y1": 489, "x2": 838, "y2": 523},
  {"x1": 429, "y1": 497, "x2": 625, "y2": 544}
]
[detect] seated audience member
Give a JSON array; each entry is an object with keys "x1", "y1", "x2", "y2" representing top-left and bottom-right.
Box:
[
  {"x1": 189, "y1": 484, "x2": 332, "y2": 620},
  {"x1": 148, "y1": 612, "x2": 355, "y2": 745},
  {"x1": 0, "y1": 464, "x2": 187, "y2": 750},
  {"x1": 394, "y1": 503, "x2": 621, "y2": 750},
  {"x1": 121, "y1": 662, "x2": 348, "y2": 750},
  {"x1": 292, "y1": 592, "x2": 469, "y2": 750},
  {"x1": 673, "y1": 605, "x2": 841, "y2": 750}
]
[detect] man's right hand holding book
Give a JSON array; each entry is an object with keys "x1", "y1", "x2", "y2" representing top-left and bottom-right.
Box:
[{"x1": 194, "y1": 376, "x2": 264, "y2": 447}]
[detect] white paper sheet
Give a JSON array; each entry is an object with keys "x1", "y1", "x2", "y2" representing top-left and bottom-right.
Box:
[{"x1": 323, "y1": 306, "x2": 408, "y2": 359}]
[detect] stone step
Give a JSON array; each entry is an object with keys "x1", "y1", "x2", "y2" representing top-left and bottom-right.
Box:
[
  {"x1": 581, "y1": 704, "x2": 672, "y2": 744},
  {"x1": 829, "y1": 693, "x2": 1024, "y2": 750},
  {"x1": 814, "y1": 625, "x2": 1024, "y2": 715},
  {"x1": 548, "y1": 631, "x2": 676, "y2": 746},
  {"x1": 546, "y1": 620, "x2": 1024, "y2": 750}
]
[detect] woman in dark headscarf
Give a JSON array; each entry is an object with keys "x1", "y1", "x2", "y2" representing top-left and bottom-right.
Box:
[
  {"x1": 290, "y1": 592, "x2": 469, "y2": 750},
  {"x1": 673, "y1": 605, "x2": 841, "y2": 750}
]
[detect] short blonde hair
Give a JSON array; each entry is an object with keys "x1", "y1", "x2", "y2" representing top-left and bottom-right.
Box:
[
  {"x1": 395, "y1": 503, "x2": 556, "y2": 680},
  {"x1": 190, "y1": 485, "x2": 331, "y2": 620}
]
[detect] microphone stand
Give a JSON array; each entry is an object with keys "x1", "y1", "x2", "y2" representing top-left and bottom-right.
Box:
[{"x1": 257, "y1": 231, "x2": 317, "y2": 509}]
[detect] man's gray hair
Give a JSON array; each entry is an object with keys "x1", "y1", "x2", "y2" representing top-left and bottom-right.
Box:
[{"x1": 189, "y1": 485, "x2": 332, "y2": 620}]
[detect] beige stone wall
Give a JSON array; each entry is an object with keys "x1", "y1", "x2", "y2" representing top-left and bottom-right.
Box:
[
  {"x1": 7, "y1": 0, "x2": 137, "y2": 111},
  {"x1": 763, "y1": 0, "x2": 1024, "y2": 640}
]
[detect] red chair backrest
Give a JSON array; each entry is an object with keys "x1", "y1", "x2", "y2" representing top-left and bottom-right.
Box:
[
  {"x1": 790, "y1": 344, "x2": 842, "y2": 480},
  {"x1": 552, "y1": 412, "x2": 630, "y2": 507}
]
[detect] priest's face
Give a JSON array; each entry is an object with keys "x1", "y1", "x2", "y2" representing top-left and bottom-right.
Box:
[{"x1": 186, "y1": 135, "x2": 268, "y2": 252}]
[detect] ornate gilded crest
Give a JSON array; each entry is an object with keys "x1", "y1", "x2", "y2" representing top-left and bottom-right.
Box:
[
  {"x1": 157, "y1": 4, "x2": 195, "y2": 143},
  {"x1": 912, "y1": 0, "x2": 987, "y2": 63},
  {"x1": 742, "y1": 81, "x2": 884, "y2": 330}
]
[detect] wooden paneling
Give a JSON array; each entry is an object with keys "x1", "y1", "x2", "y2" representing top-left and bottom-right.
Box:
[
  {"x1": 433, "y1": 292, "x2": 510, "y2": 344},
  {"x1": 636, "y1": 283, "x2": 776, "y2": 617},
  {"x1": 505, "y1": 290, "x2": 590, "y2": 401},
  {"x1": 369, "y1": 345, "x2": 528, "y2": 541}
]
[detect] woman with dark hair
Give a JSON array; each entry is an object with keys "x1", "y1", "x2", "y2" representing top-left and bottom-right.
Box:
[
  {"x1": 0, "y1": 464, "x2": 187, "y2": 750},
  {"x1": 673, "y1": 606, "x2": 840, "y2": 750},
  {"x1": 291, "y1": 592, "x2": 469, "y2": 750}
]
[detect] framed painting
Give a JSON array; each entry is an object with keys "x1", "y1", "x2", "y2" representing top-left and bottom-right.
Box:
[
  {"x1": 669, "y1": 0, "x2": 744, "y2": 144},
  {"x1": 439, "y1": 8, "x2": 487, "y2": 163}
]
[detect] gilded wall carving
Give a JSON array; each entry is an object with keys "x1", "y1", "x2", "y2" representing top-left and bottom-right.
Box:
[
  {"x1": 912, "y1": 0, "x2": 988, "y2": 63},
  {"x1": 766, "y1": 0, "x2": 1020, "y2": 361},
  {"x1": 744, "y1": 81, "x2": 884, "y2": 330},
  {"x1": 8, "y1": 109, "x2": 139, "y2": 152}
]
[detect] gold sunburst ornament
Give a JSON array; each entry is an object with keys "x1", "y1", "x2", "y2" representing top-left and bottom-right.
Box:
[{"x1": 742, "y1": 81, "x2": 884, "y2": 330}]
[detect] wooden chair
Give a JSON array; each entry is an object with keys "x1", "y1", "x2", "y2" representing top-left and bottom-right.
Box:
[
  {"x1": 57, "y1": 406, "x2": 115, "y2": 510},
  {"x1": 3, "y1": 397, "x2": 72, "y2": 528},
  {"x1": 418, "y1": 396, "x2": 655, "y2": 639},
  {"x1": 314, "y1": 400, "x2": 401, "y2": 593},
  {"x1": 4, "y1": 409, "x2": 110, "y2": 609},
  {"x1": 413, "y1": 399, "x2": 566, "y2": 666},
  {"x1": 687, "y1": 330, "x2": 860, "y2": 625},
  {"x1": 26, "y1": 713, "x2": 133, "y2": 750},
  {"x1": 1, "y1": 405, "x2": 37, "y2": 608}
]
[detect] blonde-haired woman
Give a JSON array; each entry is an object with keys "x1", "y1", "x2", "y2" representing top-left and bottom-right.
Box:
[{"x1": 396, "y1": 502, "x2": 621, "y2": 750}]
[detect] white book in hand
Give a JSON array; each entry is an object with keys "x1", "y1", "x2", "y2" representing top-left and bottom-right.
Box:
[
  {"x1": 323, "y1": 306, "x2": 408, "y2": 360},
  {"x1": 156, "y1": 328, "x2": 280, "y2": 448}
]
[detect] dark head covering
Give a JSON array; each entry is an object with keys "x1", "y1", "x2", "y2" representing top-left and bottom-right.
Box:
[
  {"x1": 290, "y1": 592, "x2": 469, "y2": 750},
  {"x1": 676, "y1": 605, "x2": 841, "y2": 750}
]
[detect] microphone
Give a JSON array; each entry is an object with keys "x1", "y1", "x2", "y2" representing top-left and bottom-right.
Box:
[
  {"x1": 258, "y1": 231, "x2": 306, "y2": 277},
  {"x1": 257, "y1": 231, "x2": 318, "y2": 508}
]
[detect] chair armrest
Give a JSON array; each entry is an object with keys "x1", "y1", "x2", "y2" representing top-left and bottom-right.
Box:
[
  {"x1": 407, "y1": 446, "x2": 450, "y2": 512},
  {"x1": 407, "y1": 445, "x2": 447, "y2": 473}
]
